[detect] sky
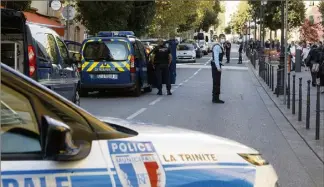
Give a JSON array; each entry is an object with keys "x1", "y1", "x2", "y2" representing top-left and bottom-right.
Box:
[{"x1": 224, "y1": 1, "x2": 240, "y2": 26}]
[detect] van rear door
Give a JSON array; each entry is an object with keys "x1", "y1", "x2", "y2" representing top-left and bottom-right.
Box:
[
  {"x1": 1, "y1": 8, "x2": 29, "y2": 75},
  {"x1": 81, "y1": 39, "x2": 131, "y2": 85}
]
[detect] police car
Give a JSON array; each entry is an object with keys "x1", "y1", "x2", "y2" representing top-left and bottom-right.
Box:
[
  {"x1": 1, "y1": 62, "x2": 279, "y2": 187},
  {"x1": 77, "y1": 31, "x2": 153, "y2": 97}
]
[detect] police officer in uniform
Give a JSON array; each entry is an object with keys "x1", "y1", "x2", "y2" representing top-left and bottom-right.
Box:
[
  {"x1": 224, "y1": 40, "x2": 231, "y2": 63},
  {"x1": 211, "y1": 34, "x2": 225, "y2": 103},
  {"x1": 151, "y1": 39, "x2": 172, "y2": 95}
]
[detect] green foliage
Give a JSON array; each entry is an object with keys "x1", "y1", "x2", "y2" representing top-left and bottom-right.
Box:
[
  {"x1": 76, "y1": 1, "x2": 155, "y2": 36},
  {"x1": 248, "y1": 0, "x2": 305, "y2": 30},
  {"x1": 319, "y1": 1, "x2": 324, "y2": 27},
  {"x1": 229, "y1": 1, "x2": 251, "y2": 34},
  {"x1": 1, "y1": 1, "x2": 31, "y2": 11},
  {"x1": 224, "y1": 26, "x2": 231, "y2": 34},
  {"x1": 199, "y1": 9, "x2": 218, "y2": 32},
  {"x1": 178, "y1": 13, "x2": 198, "y2": 33}
]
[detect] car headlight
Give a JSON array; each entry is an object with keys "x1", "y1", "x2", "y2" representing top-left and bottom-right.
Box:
[{"x1": 238, "y1": 153, "x2": 269, "y2": 166}]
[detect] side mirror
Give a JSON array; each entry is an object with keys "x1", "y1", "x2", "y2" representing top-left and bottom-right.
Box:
[{"x1": 42, "y1": 116, "x2": 90, "y2": 161}]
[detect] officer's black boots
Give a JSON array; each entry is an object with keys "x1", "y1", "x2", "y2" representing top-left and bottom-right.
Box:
[
  {"x1": 212, "y1": 95, "x2": 225, "y2": 104},
  {"x1": 157, "y1": 90, "x2": 162, "y2": 95},
  {"x1": 167, "y1": 90, "x2": 172, "y2": 95}
]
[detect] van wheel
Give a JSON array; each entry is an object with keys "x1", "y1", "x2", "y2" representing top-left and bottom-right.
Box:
[
  {"x1": 80, "y1": 88, "x2": 88, "y2": 97},
  {"x1": 73, "y1": 88, "x2": 81, "y2": 106},
  {"x1": 132, "y1": 79, "x2": 141, "y2": 97},
  {"x1": 144, "y1": 85, "x2": 152, "y2": 92}
]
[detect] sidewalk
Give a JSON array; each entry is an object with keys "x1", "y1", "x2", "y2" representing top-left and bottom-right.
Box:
[{"x1": 247, "y1": 57, "x2": 324, "y2": 163}]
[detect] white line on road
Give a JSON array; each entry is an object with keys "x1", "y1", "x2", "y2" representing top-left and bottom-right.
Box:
[
  {"x1": 149, "y1": 97, "x2": 163, "y2": 106},
  {"x1": 126, "y1": 108, "x2": 147, "y2": 120}
]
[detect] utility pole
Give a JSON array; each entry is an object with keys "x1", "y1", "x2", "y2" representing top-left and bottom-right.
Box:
[{"x1": 276, "y1": 0, "x2": 285, "y2": 95}]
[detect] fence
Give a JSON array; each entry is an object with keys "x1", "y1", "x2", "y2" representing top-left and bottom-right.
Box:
[{"x1": 247, "y1": 49, "x2": 322, "y2": 140}]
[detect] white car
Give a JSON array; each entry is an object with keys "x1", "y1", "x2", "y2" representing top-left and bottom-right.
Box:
[
  {"x1": 198, "y1": 40, "x2": 209, "y2": 55},
  {"x1": 1, "y1": 63, "x2": 279, "y2": 187},
  {"x1": 176, "y1": 43, "x2": 196, "y2": 63}
]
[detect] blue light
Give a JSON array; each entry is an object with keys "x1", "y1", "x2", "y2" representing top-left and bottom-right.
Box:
[{"x1": 97, "y1": 31, "x2": 135, "y2": 37}]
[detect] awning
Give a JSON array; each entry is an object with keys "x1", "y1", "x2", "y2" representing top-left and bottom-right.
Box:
[{"x1": 23, "y1": 11, "x2": 65, "y2": 36}]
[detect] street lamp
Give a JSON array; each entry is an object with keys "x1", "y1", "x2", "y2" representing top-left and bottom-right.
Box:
[
  {"x1": 275, "y1": 0, "x2": 285, "y2": 95},
  {"x1": 258, "y1": 0, "x2": 267, "y2": 77}
]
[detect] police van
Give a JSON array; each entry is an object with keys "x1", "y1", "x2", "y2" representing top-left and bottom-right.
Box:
[
  {"x1": 77, "y1": 31, "x2": 153, "y2": 96},
  {"x1": 1, "y1": 8, "x2": 81, "y2": 105}
]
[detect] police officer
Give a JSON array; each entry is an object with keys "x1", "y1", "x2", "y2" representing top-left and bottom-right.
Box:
[
  {"x1": 224, "y1": 40, "x2": 231, "y2": 63},
  {"x1": 211, "y1": 34, "x2": 225, "y2": 103},
  {"x1": 151, "y1": 39, "x2": 172, "y2": 95},
  {"x1": 238, "y1": 41, "x2": 243, "y2": 64}
]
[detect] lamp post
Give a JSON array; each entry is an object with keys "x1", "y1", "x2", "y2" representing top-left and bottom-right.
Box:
[
  {"x1": 258, "y1": 0, "x2": 267, "y2": 76},
  {"x1": 275, "y1": 0, "x2": 285, "y2": 95}
]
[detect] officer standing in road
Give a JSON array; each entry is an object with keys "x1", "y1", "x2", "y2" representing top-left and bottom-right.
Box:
[
  {"x1": 238, "y1": 41, "x2": 243, "y2": 64},
  {"x1": 151, "y1": 39, "x2": 172, "y2": 95},
  {"x1": 211, "y1": 34, "x2": 225, "y2": 103},
  {"x1": 224, "y1": 40, "x2": 231, "y2": 63}
]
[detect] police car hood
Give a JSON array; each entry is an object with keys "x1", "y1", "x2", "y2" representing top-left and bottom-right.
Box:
[{"x1": 97, "y1": 116, "x2": 258, "y2": 154}]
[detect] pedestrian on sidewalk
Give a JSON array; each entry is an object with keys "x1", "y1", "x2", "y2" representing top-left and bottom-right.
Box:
[
  {"x1": 150, "y1": 39, "x2": 172, "y2": 95},
  {"x1": 306, "y1": 43, "x2": 321, "y2": 87},
  {"x1": 211, "y1": 34, "x2": 225, "y2": 103},
  {"x1": 238, "y1": 41, "x2": 243, "y2": 64}
]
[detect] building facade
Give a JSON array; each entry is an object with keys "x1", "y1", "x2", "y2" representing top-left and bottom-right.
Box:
[{"x1": 30, "y1": 0, "x2": 86, "y2": 43}]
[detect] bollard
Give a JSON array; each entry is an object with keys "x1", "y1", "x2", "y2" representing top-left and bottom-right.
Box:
[
  {"x1": 298, "y1": 77, "x2": 302, "y2": 121},
  {"x1": 270, "y1": 64, "x2": 272, "y2": 89},
  {"x1": 266, "y1": 63, "x2": 268, "y2": 84},
  {"x1": 287, "y1": 73, "x2": 291, "y2": 109},
  {"x1": 271, "y1": 66, "x2": 274, "y2": 92},
  {"x1": 315, "y1": 84, "x2": 321, "y2": 140},
  {"x1": 276, "y1": 68, "x2": 280, "y2": 97},
  {"x1": 292, "y1": 75, "x2": 296, "y2": 114},
  {"x1": 267, "y1": 63, "x2": 270, "y2": 86},
  {"x1": 306, "y1": 80, "x2": 311, "y2": 129}
]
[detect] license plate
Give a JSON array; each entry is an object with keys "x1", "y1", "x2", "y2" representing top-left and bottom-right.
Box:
[{"x1": 97, "y1": 74, "x2": 118, "y2": 79}]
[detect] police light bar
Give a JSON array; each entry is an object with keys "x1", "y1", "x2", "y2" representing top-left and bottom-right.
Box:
[{"x1": 97, "y1": 31, "x2": 135, "y2": 37}]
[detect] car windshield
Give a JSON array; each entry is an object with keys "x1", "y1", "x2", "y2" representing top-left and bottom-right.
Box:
[
  {"x1": 83, "y1": 41, "x2": 129, "y2": 61},
  {"x1": 178, "y1": 44, "x2": 194, "y2": 51}
]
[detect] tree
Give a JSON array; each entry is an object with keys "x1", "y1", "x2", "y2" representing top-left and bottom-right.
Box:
[
  {"x1": 76, "y1": 1, "x2": 155, "y2": 36},
  {"x1": 224, "y1": 26, "x2": 231, "y2": 34},
  {"x1": 300, "y1": 19, "x2": 321, "y2": 43},
  {"x1": 229, "y1": 1, "x2": 251, "y2": 34},
  {"x1": 199, "y1": 9, "x2": 218, "y2": 32},
  {"x1": 248, "y1": 0, "x2": 305, "y2": 31},
  {"x1": 1, "y1": 1, "x2": 31, "y2": 11},
  {"x1": 196, "y1": 0, "x2": 222, "y2": 32},
  {"x1": 319, "y1": 1, "x2": 324, "y2": 27}
]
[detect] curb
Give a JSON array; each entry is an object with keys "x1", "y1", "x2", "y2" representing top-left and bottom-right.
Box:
[{"x1": 246, "y1": 61, "x2": 324, "y2": 164}]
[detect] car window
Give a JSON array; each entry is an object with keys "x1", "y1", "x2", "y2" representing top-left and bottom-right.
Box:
[
  {"x1": 178, "y1": 44, "x2": 194, "y2": 51},
  {"x1": 83, "y1": 41, "x2": 128, "y2": 61},
  {"x1": 56, "y1": 36, "x2": 70, "y2": 65},
  {"x1": 1, "y1": 84, "x2": 41, "y2": 154},
  {"x1": 32, "y1": 32, "x2": 59, "y2": 64},
  {"x1": 133, "y1": 42, "x2": 141, "y2": 58},
  {"x1": 136, "y1": 41, "x2": 146, "y2": 61}
]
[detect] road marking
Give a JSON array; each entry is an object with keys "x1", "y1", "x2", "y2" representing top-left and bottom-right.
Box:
[
  {"x1": 126, "y1": 108, "x2": 147, "y2": 120},
  {"x1": 127, "y1": 57, "x2": 210, "y2": 120},
  {"x1": 149, "y1": 97, "x2": 163, "y2": 106},
  {"x1": 177, "y1": 65, "x2": 248, "y2": 70}
]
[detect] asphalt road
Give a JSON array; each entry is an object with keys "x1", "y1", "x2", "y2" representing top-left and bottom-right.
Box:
[{"x1": 81, "y1": 44, "x2": 323, "y2": 187}]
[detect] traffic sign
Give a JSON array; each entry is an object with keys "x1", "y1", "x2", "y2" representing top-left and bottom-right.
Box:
[
  {"x1": 50, "y1": 0, "x2": 62, "y2": 11},
  {"x1": 61, "y1": 5, "x2": 76, "y2": 21}
]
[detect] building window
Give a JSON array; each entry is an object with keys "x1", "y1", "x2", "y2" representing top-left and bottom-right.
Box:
[
  {"x1": 74, "y1": 26, "x2": 80, "y2": 43},
  {"x1": 309, "y1": 16, "x2": 314, "y2": 24}
]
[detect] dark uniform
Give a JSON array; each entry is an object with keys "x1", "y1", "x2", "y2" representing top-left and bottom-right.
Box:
[
  {"x1": 152, "y1": 44, "x2": 172, "y2": 95},
  {"x1": 238, "y1": 42, "x2": 243, "y2": 64},
  {"x1": 211, "y1": 43, "x2": 225, "y2": 103},
  {"x1": 224, "y1": 41, "x2": 231, "y2": 63}
]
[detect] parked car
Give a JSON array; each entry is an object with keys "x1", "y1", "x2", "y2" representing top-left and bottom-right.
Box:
[
  {"x1": 1, "y1": 62, "x2": 279, "y2": 187},
  {"x1": 176, "y1": 43, "x2": 196, "y2": 63},
  {"x1": 1, "y1": 8, "x2": 81, "y2": 105},
  {"x1": 193, "y1": 43, "x2": 203, "y2": 58},
  {"x1": 198, "y1": 40, "x2": 208, "y2": 55}
]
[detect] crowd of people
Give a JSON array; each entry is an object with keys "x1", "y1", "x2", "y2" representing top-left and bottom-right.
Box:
[{"x1": 243, "y1": 38, "x2": 324, "y2": 93}]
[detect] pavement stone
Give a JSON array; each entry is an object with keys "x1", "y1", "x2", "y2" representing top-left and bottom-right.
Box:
[{"x1": 248, "y1": 56, "x2": 324, "y2": 163}]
